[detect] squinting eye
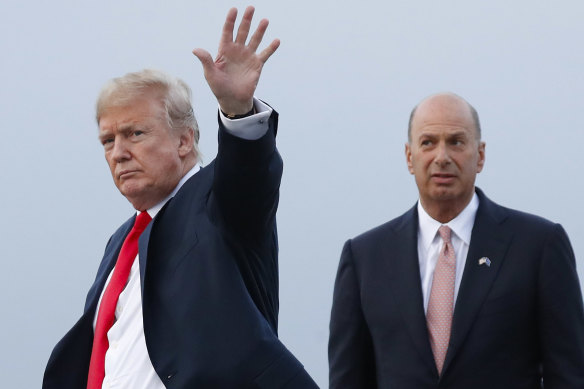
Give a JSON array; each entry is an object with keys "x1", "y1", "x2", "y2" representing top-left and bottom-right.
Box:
[
  {"x1": 133, "y1": 131, "x2": 144, "y2": 137},
  {"x1": 421, "y1": 140, "x2": 432, "y2": 146}
]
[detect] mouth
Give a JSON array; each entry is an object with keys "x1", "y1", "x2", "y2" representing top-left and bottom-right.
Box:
[
  {"x1": 431, "y1": 173, "x2": 456, "y2": 184},
  {"x1": 118, "y1": 169, "x2": 139, "y2": 180}
]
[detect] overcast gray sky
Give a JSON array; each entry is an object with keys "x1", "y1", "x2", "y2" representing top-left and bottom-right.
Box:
[{"x1": 2, "y1": 0, "x2": 584, "y2": 387}]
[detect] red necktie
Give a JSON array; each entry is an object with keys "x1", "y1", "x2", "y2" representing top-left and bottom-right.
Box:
[
  {"x1": 87, "y1": 211, "x2": 152, "y2": 389},
  {"x1": 426, "y1": 225, "x2": 456, "y2": 375}
]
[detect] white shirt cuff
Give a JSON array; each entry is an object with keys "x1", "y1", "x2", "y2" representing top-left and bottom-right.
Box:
[{"x1": 219, "y1": 98, "x2": 273, "y2": 140}]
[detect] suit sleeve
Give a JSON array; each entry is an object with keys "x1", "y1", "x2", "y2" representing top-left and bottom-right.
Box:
[
  {"x1": 329, "y1": 240, "x2": 377, "y2": 389},
  {"x1": 212, "y1": 108, "x2": 282, "y2": 244},
  {"x1": 538, "y1": 224, "x2": 584, "y2": 387}
]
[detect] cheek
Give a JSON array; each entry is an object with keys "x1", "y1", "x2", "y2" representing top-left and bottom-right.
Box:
[
  {"x1": 105, "y1": 155, "x2": 116, "y2": 176},
  {"x1": 151, "y1": 151, "x2": 182, "y2": 179},
  {"x1": 415, "y1": 155, "x2": 433, "y2": 171},
  {"x1": 463, "y1": 154, "x2": 480, "y2": 171}
]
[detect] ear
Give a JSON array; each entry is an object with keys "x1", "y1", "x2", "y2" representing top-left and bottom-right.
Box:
[
  {"x1": 405, "y1": 143, "x2": 414, "y2": 174},
  {"x1": 177, "y1": 128, "x2": 195, "y2": 158},
  {"x1": 476, "y1": 141, "x2": 486, "y2": 173}
]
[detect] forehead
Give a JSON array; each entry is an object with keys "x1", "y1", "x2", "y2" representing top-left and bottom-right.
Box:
[
  {"x1": 411, "y1": 96, "x2": 476, "y2": 138},
  {"x1": 98, "y1": 94, "x2": 166, "y2": 131}
]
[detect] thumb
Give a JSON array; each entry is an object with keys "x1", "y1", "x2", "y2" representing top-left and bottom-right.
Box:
[{"x1": 192, "y1": 48, "x2": 214, "y2": 71}]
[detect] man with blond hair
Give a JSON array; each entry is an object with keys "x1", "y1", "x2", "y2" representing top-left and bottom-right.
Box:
[{"x1": 43, "y1": 7, "x2": 317, "y2": 388}]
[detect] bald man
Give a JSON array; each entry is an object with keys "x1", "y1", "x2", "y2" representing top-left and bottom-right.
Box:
[{"x1": 329, "y1": 93, "x2": 584, "y2": 388}]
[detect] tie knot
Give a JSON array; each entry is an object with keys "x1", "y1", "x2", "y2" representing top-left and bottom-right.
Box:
[
  {"x1": 438, "y1": 225, "x2": 451, "y2": 243},
  {"x1": 134, "y1": 211, "x2": 152, "y2": 234}
]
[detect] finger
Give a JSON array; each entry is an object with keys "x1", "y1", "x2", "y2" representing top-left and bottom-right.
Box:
[
  {"x1": 220, "y1": 7, "x2": 238, "y2": 46},
  {"x1": 235, "y1": 6, "x2": 255, "y2": 45},
  {"x1": 248, "y1": 18, "x2": 269, "y2": 52},
  {"x1": 258, "y1": 38, "x2": 280, "y2": 63},
  {"x1": 192, "y1": 48, "x2": 215, "y2": 72}
]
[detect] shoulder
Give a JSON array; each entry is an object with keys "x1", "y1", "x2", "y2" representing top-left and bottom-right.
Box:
[
  {"x1": 109, "y1": 215, "x2": 136, "y2": 244},
  {"x1": 349, "y1": 206, "x2": 417, "y2": 252},
  {"x1": 477, "y1": 188, "x2": 560, "y2": 234},
  {"x1": 475, "y1": 189, "x2": 573, "y2": 258},
  {"x1": 501, "y1": 206, "x2": 556, "y2": 229},
  {"x1": 166, "y1": 162, "x2": 215, "y2": 208},
  {"x1": 178, "y1": 162, "x2": 215, "y2": 195}
]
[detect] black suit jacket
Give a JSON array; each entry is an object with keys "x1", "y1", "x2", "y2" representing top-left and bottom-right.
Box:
[
  {"x1": 329, "y1": 188, "x2": 584, "y2": 388},
  {"x1": 43, "y1": 111, "x2": 318, "y2": 388}
]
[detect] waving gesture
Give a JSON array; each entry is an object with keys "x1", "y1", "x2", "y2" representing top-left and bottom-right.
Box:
[{"x1": 193, "y1": 6, "x2": 280, "y2": 116}]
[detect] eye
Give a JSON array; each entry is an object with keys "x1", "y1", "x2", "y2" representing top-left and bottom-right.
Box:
[
  {"x1": 101, "y1": 137, "x2": 114, "y2": 146},
  {"x1": 421, "y1": 139, "x2": 433, "y2": 146},
  {"x1": 132, "y1": 130, "x2": 144, "y2": 137}
]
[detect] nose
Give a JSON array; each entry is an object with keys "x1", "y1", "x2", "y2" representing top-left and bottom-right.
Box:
[
  {"x1": 111, "y1": 137, "x2": 131, "y2": 162},
  {"x1": 434, "y1": 142, "x2": 451, "y2": 166}
]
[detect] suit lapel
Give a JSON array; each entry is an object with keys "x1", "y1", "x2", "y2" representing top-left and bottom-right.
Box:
[
  {"x1": 138, "y1": 218, "x2": 154, "y2": 298},
  {"x1": 84, "y1": 216, "x2": 135, "y2": 314},
  {"x1": 137, "y1": 166, "x2": 208, "y2": 298},
  {"x1": 387, "y1": 206, "x2": 437, "y2": 373},
  {"x1": 442, "y1": 190, "x2": 512, "y2": 374}
]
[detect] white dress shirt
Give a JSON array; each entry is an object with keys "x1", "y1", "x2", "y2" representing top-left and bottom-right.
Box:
[
  {"x1": 93, "y1": 99, "x2": 272, "y2": 389},
  {"x1": 417, "y1": 192, "x2": 479, "y2": 313}
]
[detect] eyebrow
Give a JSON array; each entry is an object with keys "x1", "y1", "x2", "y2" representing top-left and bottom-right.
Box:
[
  {"x1": 97, "y1": 130, "x2": 111, "y2": 141},
  {"x1": 448, "y1": 131, "x2": 470, "y2": 138},
  {"x1": 98, "y1": 122, "x2": 143, "y2": 136}
]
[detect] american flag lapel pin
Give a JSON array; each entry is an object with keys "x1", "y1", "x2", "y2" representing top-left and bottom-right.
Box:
[{"x1": 478, "y1": 257, "x2": 491, "y2": 267}]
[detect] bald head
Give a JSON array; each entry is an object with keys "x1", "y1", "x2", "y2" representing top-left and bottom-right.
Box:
[
  {"x1": 408, "y1": 93, "x2": 481, "y2": 141},
  {"x1": 405, "y1": 92, "x2": 486, "y2": 222}
]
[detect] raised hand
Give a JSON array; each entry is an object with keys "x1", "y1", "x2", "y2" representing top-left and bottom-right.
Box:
[{"x1": 193, "y1": 6, "x2": 280, "y2": 116}]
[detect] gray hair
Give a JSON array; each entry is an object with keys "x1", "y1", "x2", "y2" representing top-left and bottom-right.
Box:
[{"x1": 96, "y1": 69, "x2": 200, "y2": 160}]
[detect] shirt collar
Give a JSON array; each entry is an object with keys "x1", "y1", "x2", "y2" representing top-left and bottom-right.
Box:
[
  {"x1": 138, "y1": 164, "x2": 201, "y2": 219},
  {"x1": 417, "y1": 191, "x2": 479, "y2": 249}
]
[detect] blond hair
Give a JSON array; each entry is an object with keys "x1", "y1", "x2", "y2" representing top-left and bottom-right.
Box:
[{"x1": 96, "y1": 69, "x2": 200, "y2": 160}]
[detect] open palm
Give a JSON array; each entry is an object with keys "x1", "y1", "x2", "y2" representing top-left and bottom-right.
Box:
[{"x1": 193, "y1": 7, "x2": 280, "y2": 115}]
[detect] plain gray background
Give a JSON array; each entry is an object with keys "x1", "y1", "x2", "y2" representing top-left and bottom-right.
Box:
[{"x1": 1, "y1": 0, "x2": 583, "y2": 387}]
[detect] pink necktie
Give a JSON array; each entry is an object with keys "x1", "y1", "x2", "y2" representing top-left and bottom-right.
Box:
[
  {"x1": 87, "y1": 211, "x2": 152, "y2": 389},
  {"x1": 426, "y1": 225, "x2": 456, "y2": 375}
]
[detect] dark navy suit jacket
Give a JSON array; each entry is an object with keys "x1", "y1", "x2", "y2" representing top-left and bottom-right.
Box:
[
  {"x1": 43, "y1": 111, "x2": 318, "y2": 388},
  {"x1": 329, "y1": 188, "x2": 584, "y2": 388}
]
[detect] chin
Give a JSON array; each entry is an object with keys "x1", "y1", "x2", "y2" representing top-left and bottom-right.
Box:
[
  {"x1": 123, "y1": 193, "x2": 150, "y2": 211},
  {"x1": 430, "y1": 189, "x2": 459, "y2": 201},
  {"x1": 119, "y1": 186, "x2": 146, "y2": 204}
]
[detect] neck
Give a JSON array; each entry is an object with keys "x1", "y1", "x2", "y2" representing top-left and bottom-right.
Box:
[{"x1": 420, "y1": 191, "x2": 474, "y2": 223}]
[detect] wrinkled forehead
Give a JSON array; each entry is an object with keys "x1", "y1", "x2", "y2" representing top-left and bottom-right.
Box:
[
  {"x1": 100, "y1": 91, "x2": 166, "y2": 123},
  {"x1": 97, "y1": 85, "x2": 167, "y2": 124},
  {"x1": 411, "y1": 95, "x2": 478, "y2": 138},
  {"x1": 98, "y1": 101, "x2": 169, "y2": 138}
]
